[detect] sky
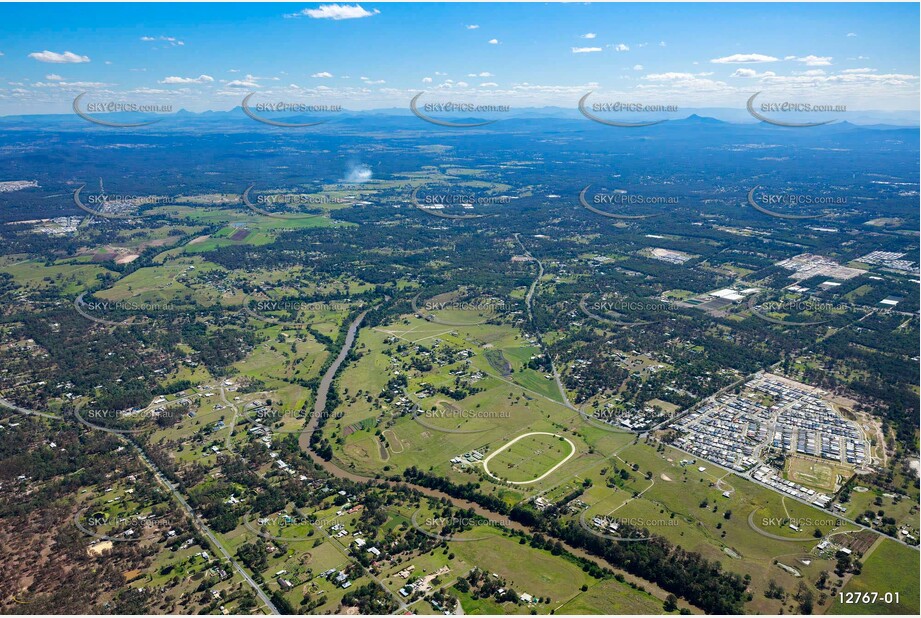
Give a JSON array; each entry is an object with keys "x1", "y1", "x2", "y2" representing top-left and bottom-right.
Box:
[{"x1": 0, "y1": 2, "x2": 918, "y2": 115}]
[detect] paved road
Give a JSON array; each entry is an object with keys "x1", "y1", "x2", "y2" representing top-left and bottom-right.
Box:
[
  {"x1": 132, "y1": 443, "x2": 281, "y2": 614},
  {"x1": 0, "y1": 397, "x2": 63, "y2": 420},
  {"x1": 746, "y1": 510, "x2": 823, "y2": 543},
  {"x1": 0, "y1": 396, "x2": 280, "y2": 613},
  {"x1": 514, "y1": 233, "x2": 542, "y2": 326},
  {"x1": 512, "y1": 236, "x2": 633, "y2": 440},
  {"x1": 514, "y1": 234, "x2": 576, "y2": 412}
]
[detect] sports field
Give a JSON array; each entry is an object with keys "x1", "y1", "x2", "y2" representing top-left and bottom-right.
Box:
[
  {"x1": 483, "y1": 432, "x2": 576, "y2": 484},
  {"x1": 785, "y1": 455, "x2": 852, "y2": 493}
]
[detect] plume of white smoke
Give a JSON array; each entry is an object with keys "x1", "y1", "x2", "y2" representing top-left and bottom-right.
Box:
[{"x1": 343, "y1": 163, "x2": 372, "y2": 183}]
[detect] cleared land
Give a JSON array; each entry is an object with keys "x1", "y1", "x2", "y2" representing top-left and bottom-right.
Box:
[{"x1": 829, "y1": 538, "x2": 920, "y2": 615}]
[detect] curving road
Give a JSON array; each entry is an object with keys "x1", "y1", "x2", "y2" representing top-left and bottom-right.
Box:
[
  {"x1": 746, "y1": 509, "x2": 820, "y2": 543},
  {"x1": 514, "y1": 234, "x2": 575, "y2": 411},
  {"x1": 513, "y1": 237, "x2": 632, "y2": 439}
]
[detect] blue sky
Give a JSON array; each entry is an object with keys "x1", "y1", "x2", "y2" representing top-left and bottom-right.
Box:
[{"x1": 0, "y1": 2, "x2": 918, "y2": 114}]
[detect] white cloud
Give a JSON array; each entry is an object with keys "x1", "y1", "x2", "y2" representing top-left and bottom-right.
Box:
[
  {"x1": 159, "y1": 74, "x2": 214, "y2": 84},
  {"x1": 456, "y1": 81, "x2": 469, "y2": 88},
  {"x1": 488, "y1": 39, "x2": 500, "y2": 45},
  {"x1": 730, "y1": 68, "x2": 776, "y2": 78},
  {"x1": 466, "y1": 24, "x2": 479, "y2": 30},
  {"x1": 33, "y1": 80, "x2": 111, "y2": 88},
  {"x1": 572, "y1": 47, "x2": 602, "y2": 54},
  {"x1": 225, "y1": 79, "x2": 259, "y2": 88},
  {"x1": 45, "y1": 73, "x2": 64, "y2": 81},
  {"x1": 480, "y1": 82, "x2": 498, "y2": 87},
  {"x1": 360, "y1": 76, "x2": 385, "y2": 85},
  {"x1": 28, "y1": 50, "x2": 90, "y2": 63},
  {"x1": 731, "y1": 68, "x2": 757, "y2": 78},
  {"x1": 422, "y1": 77, "x2": 433, "y2": 83},
  {"x1": 659, "y1": 41, "x2": 666, "y2": 47},
  {"x1": 467, "y1": 72, "x2": 494, "y2": 77},
  {"x1": 841, "y1": 68, "x2": 875, "y2": 74},
  {"x1": 633, "y1": 64, "x2": 644, "y2": 71},
  {"x1": 580, "y1": 33, "x2": 597, "y2": 39},
  {"x1": 131, "y1": 87, "x2": 170, "y2": 95},
  {"x1": 710, "y1": 53, "x2": 778, "y2": 64},
  {"x1": 311, "y1": 71, "x2": 334, "y2": 78},
  {"x1": 645, "y1": 72, "x2": 706, "y2": 81},
  {"x1": 792, "y1": 55, "x2": 832, "y2": 66},
  {"x1": 846, "y1": 32, "x2": 857, "y2": 37},
  {"x1": 613, "y1": 43, "x2": 630, "y2": 52},
  {"x1": 141, "y1": 35, "x2": 184, "y2": 46},
  {"x1": 758, "y1": 69, "x2": 918, "y2": 93},
  {"x1": 288, "y1": 4, "x2": 380, "y2": 20}
]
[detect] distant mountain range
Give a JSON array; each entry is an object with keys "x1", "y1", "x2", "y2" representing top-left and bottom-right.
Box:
[{"x1": 1, "y1": 105, "x2": 917, "y2": 130}]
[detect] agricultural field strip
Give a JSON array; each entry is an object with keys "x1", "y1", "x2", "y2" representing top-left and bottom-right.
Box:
[
  {"x1": 221, "y1": 386, "x2": 240, "y2": 449},
  {"x1": 373, "y1": 326, "x2": 457, "y2": 345}
]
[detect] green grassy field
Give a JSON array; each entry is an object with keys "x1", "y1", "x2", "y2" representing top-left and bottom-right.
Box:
[
  {"x1": 785, "y1": 455, "x2": 852, "y2": 493},
  {"x1": 573, "y1": 441, "x2": 873, "y2": 614},
  {"x1": 484, "y1": 433, "x2": 574, "y2": 483},
  {"x1": 842, "y1": 484, "x2": 919, "y2": 537},
  {"x1": 556, "y1": 578, "x2": 670, "y2": 614},
  {"x1": 828, "y1": 538, "x2": 920, "y2": 615},
  {"x1": 0, "y1": 260, "x2": 108, "y2": 295}
]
